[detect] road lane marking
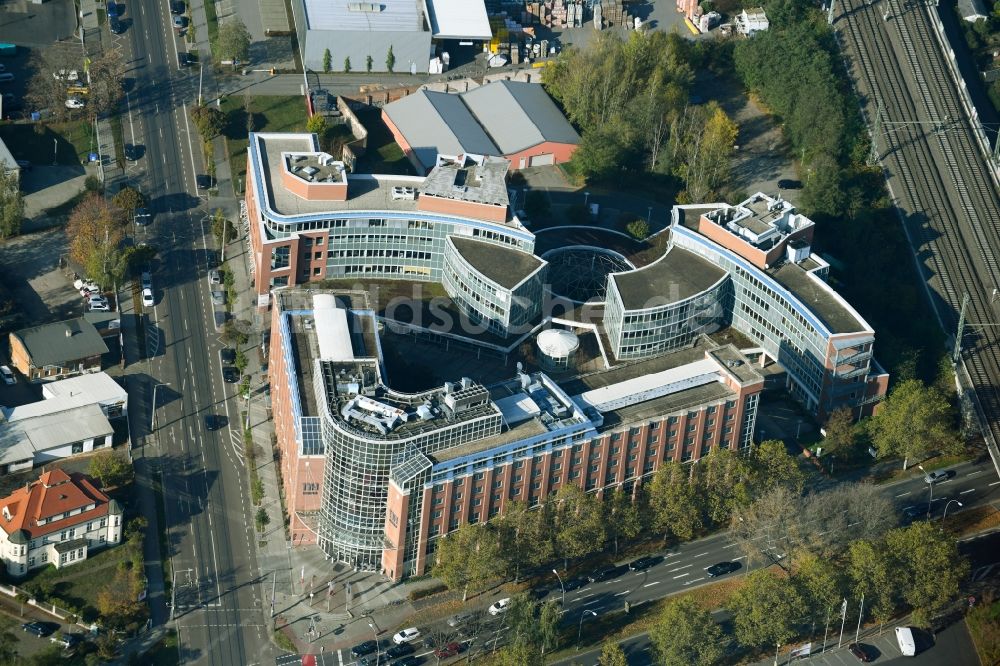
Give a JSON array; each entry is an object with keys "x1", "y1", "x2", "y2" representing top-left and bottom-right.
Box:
[
  {"x1": 643, "y1": 581, "x2": 661, "y2": 588},
  {"x1": 693, "y1": 552, "x2": 708, "y2": 558},
  {"x1": 722, "y1": 543, "x2": 738, "y2": 548},
  {"x1": 895, "y1": 491, "x2": 911, "y2": 497},
  {"x1": 583, "y1": 599, "x2": 600, "y2": 606},
  {"x1": 673, "y1": 573, "x2": 689, "y2": 579},
  {"x1": 667, "y1": 564, "x2": 692, "y2": 573},
  {"x1": 989, "y1": 481, "x2": 1000, "y2": 486},
  {"x1": 968, "y1": 470, "x2": 984, "y2": 476},
  {"x1": 960, "y1": 489, "x2": 975, "y2": 495},
  {"x1": 664, "y1": 552, "x2": 680, "y2": 558},
  {"x1": 683, "y1": 577, "x2": 705, "y2": 586},
  {"x1": 614, "y1": 590, "x2": 630, "y2": 596},
  {"x1": 581, "y1": 593, "x2": 594, "y2": 599}
]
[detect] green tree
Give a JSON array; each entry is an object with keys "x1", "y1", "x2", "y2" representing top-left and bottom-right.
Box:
[
  {"x1": 730, "y1": 569, "x2": 804, "y2": 649},
  {"x1": 497, "y1": 500, "x2": 552, "y2": 581},
  {"x1": 306, "y1": 114, "x2": 327, "y2": 135},
  {"x1": 847, "y1": 539, "x2": 896, "y2": 626},
  {"x1": 821, "y1": 407, "x2": 856, "y2": 461},
  {"x1": 885, "y1": 522, "x2": 968, "y2": 625},
  {"x1": 366, "y1": 54, "x2": 373, "y2": 72},
  {"x1": 538, "y1": 600, "x2": 561, "y2": 654},
  {"x1": 218, "y1": 19, "x2": 251, "y2": 66},
  {"x1": 386, "y1": 45, "x2": 395, "y2": 72},
  {"x1": 112, "y1": 186, "x2": 145, "y2": 221},
  {"x1": 432, "y1": 523, "x2": 500, "y2": 601},
  {"x1": 607, "y1": 487, "x2": 643, "y2": 553},
  {"x1": 649, "y1": 596, "x2": 723, "y2": 666},
  {"x1": 801, "y1": 154, "x2": 845, "y2": 217},
  {"x1": 67, "y1": 193, "x2": 127, "y2": 289},
  {"x1": 0, "y1": 166, "x2": 24, "y2": 239},
  {"x1": 794, "y1": 553, "x2": 843, "y2": 641},
  {"x1": 212, "y1": 209, "x2": 235, "y2": 244},
  {"x1": 670, "y1": 102, "x2": 738, "y2": 201},
  {"x1": 506, "y1": 594, "x2": 538, "y2": 649},
  {"x1": 322, "y1": 48, "x2": 331, "y2": 73},
  {"x1": 867, "y1": 379, "x2": 958, "y2": 469},
  {"x1": 343, "y1": 56, "x2": 351, "y2": 73},
  {"x1": 191, "y1": 104, "x2": 226, "y2": 141},
  {"x1": 649, "y1": 461, "x2": 703, "y2": 543},
  {"x1": 88, "y1": 449, "x2": 134, "y2": 488},
  {"x1": 553, "y1": 484, "x2": 605, "y2": 567},
  {"x1": 599, "y1": 641, "x2": 628, "y2": 666},
  {"x1": 570, "y1": 118, "x2": 633, "y2": 180},
  {"x1": 625, "y1": 218, "x2": 649, "y2": 240},
  {"x1": 750, "y1": 440, "x2": 805, "y2": 494},
  {"x1": 235, "y1": 347, "x2": 248, "y2": 374},
  {"x1": 0, "y1": 626, "x2": 18, "y2": 664},
  {"x1": 698, "y1": 447, "x2": 752, "y2": 526},
  {"x1": 255, "y1": 507, "x2": 269, "y2": 531},
  {"x1": 496, "y1": 641, "x2": 543, "y2": 666}
]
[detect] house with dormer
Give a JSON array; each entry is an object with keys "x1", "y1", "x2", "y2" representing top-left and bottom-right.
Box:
[{"x1": 0, "y1": 469, "x2": 123, "y2": 577}]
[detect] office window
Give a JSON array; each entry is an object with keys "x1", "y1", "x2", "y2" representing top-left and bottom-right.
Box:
[{"x1": 303, "y1": 482, "x2": 319, "y2": 495}]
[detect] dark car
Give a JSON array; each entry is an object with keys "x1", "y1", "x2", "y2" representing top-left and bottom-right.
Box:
[
  {"x1": 109, "y1": 16, "x2": 124, "y2": 34},
  {"x1": 221, "y1": 348, "x2": 236, "y2": 364},
  {"x1": 223, "y1": 366, "x2": 240, "y2": 383},
  {"x1": 564, "y1": 576, "x2": 588, "y2": 591},
  {"x1": 434, "y1": 642, "x2": 464, "y2": 658},
  {"x1": 705, "y1": 561, "x2": 742, "y2": 577},
  {"x1": 777, "y1": 178, "x2": 803, "y2": 189},
  {"x1": 350, "y1": 640, "x2": 378, "y2": 657},
  {"x1": 628, "y1": 556, "x2": 659, "y2": 571},
  {"x1": 52, "y1": 632, "x2": 82, "y2": 649},
  {"x1": 394, "y1": 656, "x2": 423, "y2": 666},
  {"x1": 204, "y1": 414, "x2": 227, "y2": 431},
  {"x1": 848, "y1": 642, "x2": 874, "y2": 662},
  {"x1": 170, "y1": 0, "x2": 185, "y2": 13},
  {"x1": 106, "y1": 2, "x2": 121, "y2": 17},
  {"x1": 173, "y1": 15, "x2": 188, "y2": 29},
  {"x1": 124, "y1": 144, "x2": 142, "y2": 161},
  {"x1": 588, "y1": 565, "x2": 625, "y2": 583},
  {"x1": 178, "y1": 51, "x2": 193, "y2": 67},
  {"x1": 902, "y1": 505, "x2": 924, "y2": 521},
  {"x1": 385, "y1": 643, "x2": 413, "y2": 658},
  {"x1": 22, "y1": 622, "x2": 57, "y2": 637}
]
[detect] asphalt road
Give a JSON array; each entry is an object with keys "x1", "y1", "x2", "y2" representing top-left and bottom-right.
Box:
[
  {"x1": 321, "y1": 459, "x2": 999, "y2": 666},
  {"x1": 117, "y1": 0, "x2": 270, "y2": 663}
]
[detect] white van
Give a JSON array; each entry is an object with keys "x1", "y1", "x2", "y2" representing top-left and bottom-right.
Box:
[{"x1": 895, "y1": 626, "x2": 916, "y2": 656}]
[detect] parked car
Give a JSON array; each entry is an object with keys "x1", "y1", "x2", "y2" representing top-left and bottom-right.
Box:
[
  {"x1": 350, "y1": 640, "x2": 377, "y2": 657},
  {"x1": 848, "y1": 642, "x2": 874, "y2": 662},
  {"x1": 222, "y1": 367, "x2": 240, "y2": 383},
  {"x1": 777, "y1": 178, "x2": 803, "y2": 189},
  {"x1": 392, "y1": 627, "x2": 421, "y2": 645},
  {"x1": 172, "y1": 15, "x2": 187, "y2": 29},
  {"x1": 89, "y1": 301, "x2": 111, "y2": 312},
  {"x1": 65, "y1": 98, "x2": 85, "y2": 109},
  {"x1": 170, "y1": 0, "x2": 185, "y2": 13},
  {"x1": 74, "y1": 278, "x2": 100, "y2": 293},
  {"x1": 53, "y1": 69, "x2": 79, "y2": 82},
  {"x1": 109, "y1": 16, "x2": 124, "y2": 33},
  {"x1": 51, "y1": 632, "x2": 82, "y2": 649},
  {"x1": 433, "y1": 642, "x2": 464, "y2": 658},
  {"x1": 705, "y1": 561, "x2": 742, "y2": 577},
  {"x1": 488, "y1": 598, "x2": 511, "y2": 616},
  {"x1": 220, "y1": 348, "x2": 236, "y2": 364},
  {"x1": 15, "y1": 159, "x2": 30, "y2": 171},
  {"x1": 924, "y1": 470, "x2": 948, "y2": 484},
  {"x1": 628, "y1": 556, "x2": 659, "y2": 571},
  {"x1": 393, "y1": 657, "x2": 423, "y2": 666},
  {"x1": 21, "y1": 622, "x2": 56, "y2": 637},
  {"x1": 106, "y1": 2, "x2": 120, "y2": 17},
  {"x1": 135, "y1": 207, "x2": 152, "y2": 224},
  {"x1": 87, "y1": 295, "x2": 108, "y2": 308},
  {"x1": 563, "y1": 576, "x2": 588, "y2": 591},
  {"x1": 178, "y1": 51, "x2": 193, "y2": 67},
  {"x1": 209, "y1": 269, "x2": 221, "y2": 284},
  {"x1": 0, "y1": 73, "x2": 14, "y2": 83},
  {"x1": 0, "y1": 365, "x2": 15, "y2": 385},
  {"x1": 211, "y1": 290, "x2": 225, "y2": 306},
  {"x1": 588, "y1": 565, "x2": 625, "y2": 583},
  {"x1": 385, "y1": 643, "x2": 413, "y2": 658},
  {"x1": 142, "y1": 288, "x2": 154, "y2": 307},
  {"x1": 446, "y1": 613, "x2": 473, "y2": 628},
  {"x1": 141, "y1": 271, "x2": 152, "y2": 290}
]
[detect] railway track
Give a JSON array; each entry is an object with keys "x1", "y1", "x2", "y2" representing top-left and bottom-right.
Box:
[{"x1": 834, "y1": 0, "x2": 1000, "y2": 457}]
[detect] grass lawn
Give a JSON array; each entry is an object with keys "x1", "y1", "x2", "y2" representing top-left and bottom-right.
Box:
[
  {"x1": 0, "y1": 120, "x2": 96, "y2": 166},
  {"x1": 221, "y1": 95, "x2": 310, "y2": 191},
  {"x1": 21, "y1": 541, "x2": 133, "y2": 622}
]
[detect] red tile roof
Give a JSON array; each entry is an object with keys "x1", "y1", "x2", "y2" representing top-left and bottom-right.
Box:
[{"x1": 0, "y1": 469, "x2": 112, "y2": 539}]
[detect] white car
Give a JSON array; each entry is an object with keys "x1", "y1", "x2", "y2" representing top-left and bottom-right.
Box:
[
  {"x1": 65, "y1": 98, "x2": 85, "y2": 109},
  {"x1": 87, "y1": 295, "x2": 107, "y2": 307},
  {"x1": 53, "y1": 69, "x2": 79, "y2": 82},
  {"x1": 141, "y1": 271, "x2": 152, "y2": 290},
  {"x1": 391, "y1": 186, "x2": 416, "y2": 201},
  {"x1": 488, "y1": 598, "x2": 511, "y2": 616},
  {"x1": 0, "y1": 365, "x2": 15, "y2": 385},
  {"x1": 209, "y1": 269, "x2": 221, "y2": 285},
  {"x1": 89, "y1": 301, "x2": 111, "y2": 312},
  {"x1": 73, "y1": 278, "x2": 100, "y2": 293},
  {"x1": 142, "y1": 288, "x2": 154, "y2": 307},
  {"x1": 391, "y1": 627, "x2": 421, "y2": 645}
]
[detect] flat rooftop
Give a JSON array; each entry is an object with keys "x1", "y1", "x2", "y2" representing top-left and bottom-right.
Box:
[
  {"x1": 768, "y1": 263, "x2": 866, "y2": 334},
  {"x1": 421, "y1": 157, "x2": 509, "y2": 208},
  {"x1": 610, "y1": 246, "x2": 727, "y2": 311},
  {"x1": 284, "y1": 153, "x2": 345, "y2": 184},
  {"x1": 304, "y1": 0, "x2": 426, "y2": 33},
  {"x1": 450, "y1": 237, "x2": 543, "y2": 290}
]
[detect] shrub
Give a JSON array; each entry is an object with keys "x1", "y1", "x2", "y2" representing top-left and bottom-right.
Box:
[{"x1": 408, "y1": 582, "x2": 448, "y2": 601}]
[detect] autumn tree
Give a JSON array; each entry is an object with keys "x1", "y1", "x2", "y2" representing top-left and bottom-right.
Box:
[
  {"x1": 885, "y1": 522, "x2": 968, "y2": 626},
  {"x1": 669, "y1": 102, "x2": 738, "y2": 202},
  {"x1": 697, "y1": 447, "x2": 753, "y2": 526},
  {"x1": 749, "y1": 439, "x2": 805, "y2": 495},
  {"x1": 599, "y1": 641, "x2": 628, "y2": 666},
  {"x1": 67, "y1": 194, "x2": 127, "y2": 288},
  {"x1": 218, "y1": 19, "x2": 251, "y2": 66},
  {"x1": 496, "y1": 641, "x2": 543, "y2": 666},
  {"x1": 730, "y1": 569, "x2": 804, "y2": 649},
  {"x1": 25, "y1": 51, "x2": 80, "y2": 122},
  {"x1": 649, "y1": 461, "x2": 703, "y2": 543},
  {"x1": 798, "y1": 482, "x2": 895, "y2": 559},
  {"x1": 867, "y1": 379, "x2": 959, "y2": 469},
  {"x1": 552, "y1": 483, "x2": 606, "y2": 568},
  {"x1": 497, "y1": 500, "x2": 552, "y2": 581},
  {"x1": 112, "y1": 185, "x2": 145, "y2": 221},
  {"x1": 88, "y1": 449, "x2": 134, "y2": 488},
  {"x1": 432, "y1": 523, "x2": 500, "y2": 601},
  {"x1": 0, "y1": 167, "x2": 24, "y2": 239},
  {"x1": 821, "y1": 407, "x2": 856, "y2": 461},
  {"x1": 649, "y1": 596, "x2": 724, "y2": 666},
  {"x1": 87, "y1": 49, "x2": 126, "y2": 118},
  {"x1": 730, "y1": 485, "x2": 802, "y2": 571},
  {"x1": 606, "y1": 487, "x2": 643, "y2": 554}
]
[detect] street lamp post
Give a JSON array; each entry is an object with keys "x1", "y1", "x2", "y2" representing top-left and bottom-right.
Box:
[
  {"x1": 152, "y1": 382, "x2": 171, "y2": 431},
  {"x1": 367, "y1": 620, "x2": 379, "y2": 666},
  {"x1": 917, "y1": 465, "x2": 934, "y2": 517},
  {"x1": 773, "y1": 643, "x2": 781, "y2": 666},
  {"x1": 552, "y1": 569, "x2": 565, "y2": 608},
  {"x1": 942, "y1": 499, "x2": 964, "y2": 524},
  {"x1": 576, "y1": 609, "x2": 597, "y2": 650}
]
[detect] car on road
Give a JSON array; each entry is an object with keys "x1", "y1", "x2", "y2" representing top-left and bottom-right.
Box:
[
  {"x1": 140, "y1": 271, "x2": 152, "y2": 290},
  {"x1": 0, "y1": 73, "x2": 14, "y2": 84},
  {"x1": 178, "y1": 52, "x2": 194, "y2": 67},
  {"x1": 628, "y1": 556, "x2": 659, "y2": 571},
  {"x1": 209, "y1": 269, "x2": 222, "y2": 285},
  {"x1": 385, "y1": 643, "x2": 414, "y2": 658},
  {"x1": 488, "y1": 598, "x2": 511, "y2": 616},
  {"x1": 924, "y1": 470, "x2": 948, "y2": 484},
  {"x1": 588, "y1": 564, "x2": 626, "y2": 583},
  {"x1": 393, "y1": 656, "x2": 423, "y2": 666},
  {"x1": 705, "y1": 561, "x2": 742, "y2": 577},
  {"x1": 173, "y1": 15, "x2": 187, "y2": 30},
  {"x1": 109, "y1": 16, "x2": 124, "y2": 33},
  {"x1": 446, "y1": 612, "x2": 473, "y2": 628},
  {"x1": 848, "y1": 642, "x2": 874, "y2": 662},
  {"x1": 350, "y1": 640, "x2": 377, "y2": 657},
  {"x1": 0, "y1": 365, "x2": 15, "y2": 385},
  {"x1": 902, "y1": 505, "x2": 924, "y2": 521},
  {"x1": 204, "y1": 414, "x2": 226, "y2": 431},
  {"x1": 222, "y1": 367, "x2": 240, "y2": 383},
  {"x1": 170, "y1": 0, "x2": 185, "y2": 13},
  {"x1": 135, "y1": 207, "x2": 152, "y2": 224},
  {"x1": 65, "y1": 98, "x2": 85, "y2": 109},
  {"x1": 392, "y1": 627, "x2": 421, "y2": 644},
  {"x1": 434, "y1": 642, "x2": 464, "y2": 658},
  {"x1": 21, "y1": 622, "x2": 57, "y2": 637},
  {"x1": 220, "y1": 348, "x2": 236, "y2": 364},
  {"x1": 564, "y1": 576, "x2": 587, "y2": 591},
  {"x1": 211, "y1": 290, "x2": 225, "y2": 306},
  {"x1": 142, "y1": 288, "x2": 154, "y2": 307}
]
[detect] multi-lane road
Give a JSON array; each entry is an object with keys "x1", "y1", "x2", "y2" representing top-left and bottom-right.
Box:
[{"x1": 114, "y1": 0, "x2": 270, "y2": 662}]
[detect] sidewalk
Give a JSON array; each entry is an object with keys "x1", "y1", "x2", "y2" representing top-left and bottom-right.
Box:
[{"x1": 78, "y1": 0, "x2": 124, "y2": 190}]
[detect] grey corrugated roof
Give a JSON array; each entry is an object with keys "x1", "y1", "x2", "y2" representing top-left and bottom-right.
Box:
[
  {"x1": 383, "y1": 90, "x2": 499, "y2": 169},
  {"x1": 304, "y1": 0, "x2": 423, "y2": 32},
  {"x1": 302, "y1": 28, "x2": 431, "y2": 74},
  {"x1": 0, "y1": 403, "x2": 112, "y2": 464},
  {"x1": 11, "y1": 318, "x2": 109, "y2": 367},
  {"x1": 461, "y1": 81, "x2": 580, "y2": 154}
]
